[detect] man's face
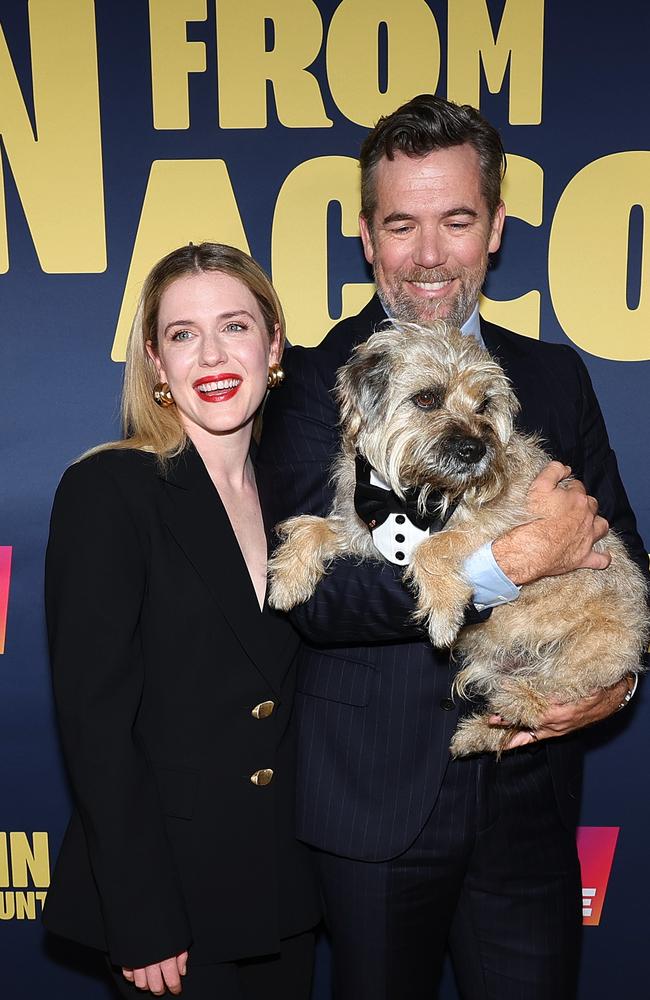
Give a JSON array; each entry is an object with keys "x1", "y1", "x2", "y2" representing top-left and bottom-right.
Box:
[{"x1": 359, "y1": 144, "x2": 505, "y2": 327}]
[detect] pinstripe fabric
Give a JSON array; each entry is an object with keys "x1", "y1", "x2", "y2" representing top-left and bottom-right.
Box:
[
  {"x1": 256, "y1": 298, "x2": 647, "y2": 994},
  {"x1": 293, "y1": 641, "x2": 456, "y2": 860},
  {"x1": 447, "y1": 749, "x2": 582, "y2": 1000},
  {"x1": 257, "y1": 297, "x2": 647, "y2": 857},
  {"x1": 314, "y1": 749, "x2": 581, "y2": 1000}
]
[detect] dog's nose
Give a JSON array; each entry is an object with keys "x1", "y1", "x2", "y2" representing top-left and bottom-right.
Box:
[{"x1": 450, "y1": 436, "x2": 487, "y2": 465}]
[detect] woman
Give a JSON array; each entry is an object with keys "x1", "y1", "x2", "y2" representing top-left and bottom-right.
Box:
[{"x1": 44, "y1": 244, "x2": 319, "y2": 998}]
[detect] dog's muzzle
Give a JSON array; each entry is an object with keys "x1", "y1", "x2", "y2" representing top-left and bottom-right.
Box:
[{"x1": 447, "y1": 435, "x2": 487, "y2": 465}]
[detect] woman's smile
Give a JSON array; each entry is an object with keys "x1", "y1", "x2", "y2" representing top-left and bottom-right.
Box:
[{"x1": 193, "y1": 373, "x2": 243, "y2": 402}]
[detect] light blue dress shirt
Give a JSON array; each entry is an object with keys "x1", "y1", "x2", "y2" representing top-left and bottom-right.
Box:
[{"x1": 460, "y1": 308, "x2": 521, "y2": 610}]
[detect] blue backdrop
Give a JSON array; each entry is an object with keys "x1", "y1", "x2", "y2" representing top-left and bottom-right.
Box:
[{"x1": 0, "y1": 1, "x2": 648, "y2": 996}]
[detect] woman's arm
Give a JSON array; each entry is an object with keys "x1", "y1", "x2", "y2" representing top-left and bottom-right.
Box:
[{"x1": 46, "y1": 456, "x2": 192, "y2": 968}]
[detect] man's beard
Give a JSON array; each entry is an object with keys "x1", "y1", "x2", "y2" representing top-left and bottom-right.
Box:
[{"x1": 374, "y1": 261, "x2": 488, "y2": 329}]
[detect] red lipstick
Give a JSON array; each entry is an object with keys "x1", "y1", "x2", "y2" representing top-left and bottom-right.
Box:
[{"x1": 193, "y1": 373, "x2": 242, "y2": 403}]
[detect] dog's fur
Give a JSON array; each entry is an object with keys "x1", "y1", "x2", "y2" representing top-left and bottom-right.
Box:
[{"x1": 268, "y1": 321, "x2": 648, "y2": 756}]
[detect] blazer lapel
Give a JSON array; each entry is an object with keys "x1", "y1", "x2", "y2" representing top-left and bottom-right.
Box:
[
  {"x1": 158, "y1": 446, "x2": 293, "y2": 695},
  {"x1": 479, "y1": 318, "x2": 511, "y2": 373},
  {"x1": 479, "y1": 317, "x2": 569, "y2": 460}
]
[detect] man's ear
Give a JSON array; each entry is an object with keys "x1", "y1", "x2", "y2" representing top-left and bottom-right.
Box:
[
  {"x1": 488, "y1": 200, "x2": 506, "y2": 254},
  {"x1": 359, "y1": 213, "x2": 375, "y2": 265}
]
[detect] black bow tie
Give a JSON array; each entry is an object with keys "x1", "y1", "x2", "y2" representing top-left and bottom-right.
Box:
[{"x1": 354, "y1": 456, "x2": 456, "y2": 533}]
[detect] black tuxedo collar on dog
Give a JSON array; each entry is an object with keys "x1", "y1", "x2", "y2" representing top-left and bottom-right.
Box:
[{"x1": 354, "y1": 456, "x2": 456, "y2": 533}]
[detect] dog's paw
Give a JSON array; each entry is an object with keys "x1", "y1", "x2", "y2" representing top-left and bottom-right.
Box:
[
  {"x1": 267, "y1": 551, "x2": 323, "y2": 610},
  {"x1": 426, "y1": 612, "x2": 462, "y2": 649},
  {"x1": 267, "y1": 571, "x2": 302, "y2": 611},
  {"x1": 268, "y1": 516, "x2": 338, "y2": 610},
  {"x1": 450, "y1": 718, "x2": 485, "y2": 758},
  {"x1": 407, "y1": 554, "x2": 471, "y2": 648},
  {"x1": 450, "y1": 714, "x2": 505, "y2": 757}
]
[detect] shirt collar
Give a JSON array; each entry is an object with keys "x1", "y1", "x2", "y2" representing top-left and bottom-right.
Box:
[{"x1": 460, "y1": 305, "x2": 483, "y2": 347}]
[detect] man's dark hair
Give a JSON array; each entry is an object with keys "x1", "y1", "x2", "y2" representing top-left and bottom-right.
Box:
[{"x1": 359, "y1": 94, "x2": 506, "y2": 225}]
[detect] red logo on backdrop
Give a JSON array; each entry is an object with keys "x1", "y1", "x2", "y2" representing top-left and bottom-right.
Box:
[
  {"x1": 0, "y1": 547, "x2": 12, "y2": 654},
  {"x1": 576, "y1": 826, "x2": 620, "y2": 926}
]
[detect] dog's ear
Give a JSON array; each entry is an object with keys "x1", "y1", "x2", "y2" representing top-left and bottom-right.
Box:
[
  {"x1": 335, "y1": 339, "x2": 390, "y2": 441},
  {"x1": 489, "y1": 378, "x2": 520, "y2": 445}
]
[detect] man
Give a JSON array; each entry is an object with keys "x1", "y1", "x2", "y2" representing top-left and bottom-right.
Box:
[{"x1": 256, "y1": 95, "x2": 646, "y2": 999}]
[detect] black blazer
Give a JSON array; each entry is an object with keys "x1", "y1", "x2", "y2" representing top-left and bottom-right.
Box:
[
  {"x1": 256, "y1": 295, "x2": 648, "y2": 862},
  {"x1": 43, "y1": 445, "x2": 318, "y2": 968}
]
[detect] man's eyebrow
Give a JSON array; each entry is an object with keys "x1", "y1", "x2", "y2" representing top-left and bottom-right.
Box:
[
  {"x1": 440, "y1": 207, "x2": 479, "y2": 219},
  {"x1": 382, "y1": 212, "x2": 415, "y2": 225},
  {"x1": 381, "y1": 207, "x2": 480, "y2": 226}
]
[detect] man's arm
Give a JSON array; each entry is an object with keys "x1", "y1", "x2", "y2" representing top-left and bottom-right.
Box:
[
  {"x1": 492, "y1": 461, "x2": 611, "y2": 583},
  {"x1": 258, "y1": 344, "x2": 613, "y2": 647},
  {"x1": 491, "y1": 350, "x2": 649, "y2": 745}
]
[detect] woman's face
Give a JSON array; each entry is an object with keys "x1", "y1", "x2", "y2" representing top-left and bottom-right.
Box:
[{"x1": 148, "y1": 270, "x2": 280, "y2": 443}]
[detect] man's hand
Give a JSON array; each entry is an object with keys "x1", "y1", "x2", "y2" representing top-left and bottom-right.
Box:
[
  {"x1": 492, "y1": 461, "x2": 610, "y2": 586},
  {"x1": 489, "y1": 676, "x2": 632, "y2": 749},
  {"x1": 122, "y1": 951, "x2": 188, "y2": 995}
]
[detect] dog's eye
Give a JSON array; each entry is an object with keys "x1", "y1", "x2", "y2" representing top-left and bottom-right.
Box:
[
  {"x1": 413, "y1": 390, "x2": 440, "y2": 410},
  {"x1": 476, "y1": 398, "x2": 490, "y2": 414}
]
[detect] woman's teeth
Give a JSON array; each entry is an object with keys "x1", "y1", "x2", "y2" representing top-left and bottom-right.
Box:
[{"x1": 197, "y1": 378, "x2": 241, "y2": 392}]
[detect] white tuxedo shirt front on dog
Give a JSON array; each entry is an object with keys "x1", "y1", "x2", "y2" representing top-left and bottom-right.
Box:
[{"x1": 368, "y1": 466, "x2": 432, "y2": 565}]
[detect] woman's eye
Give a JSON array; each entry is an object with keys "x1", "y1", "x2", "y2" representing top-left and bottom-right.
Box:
[
  {"x1": 171, "y1": 329, "x2": 193, "y2": 341},
  {"x1": 413, "y1": 391, "x2": 439, "y2": 410},
  {"x1": 225, "y1": 321, "x2": 246, "y2": 332}
]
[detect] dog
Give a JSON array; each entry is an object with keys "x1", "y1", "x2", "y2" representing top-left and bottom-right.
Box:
[{"x1": 267, "y1": 321, "x2": 648, "y2": 756}]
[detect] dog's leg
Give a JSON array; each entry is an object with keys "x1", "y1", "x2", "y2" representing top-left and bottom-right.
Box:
[
  {"x1": 485, "y1": 679, "x2": 551, "y2": 732},
  {"x1": 450, "y1": 714, "x2": 515, "y2": 758},
  {"x1": 450, "y1": 677, "x2": 550, "y2": 758},
  {"x1": 267, "y1": 515, "x2": 348, "y2": 611},
  {"x1": 406, "y1": 530, "x2": 476, "y2": 647}
]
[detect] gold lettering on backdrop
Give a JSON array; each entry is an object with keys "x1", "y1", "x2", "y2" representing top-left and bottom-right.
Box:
[
  {"x1": 0, "y1": 833, "x2": 8, "y2": 886},
  {"x1": 272, "y1": 156, "x2": 373, "y2": 347},
  {"x1": 0, "y1": 891, "x2": 48, "y2": 920},
  {"x1": 16, "y1": 891, "x2": 36, "y2": 920},
  {"x1": 481, "y1": 154, "x2": 544, "y2": 339},
  {"x1": 216, "y1": 0, "x2": 331, "y2": 128},
  {"x1": 7, "y1": 832, "x2": 49, "y2": 888},
  {"x1": 149, "y1": 0, "x2": 208, "y2": 130},
  {"x1": 0, "y1": 0, "x2": 104, "y2": 272},
  {"x1": 447, "y1": 0, "x2": 544, "y2": 124},
  {"x1": 327, "y1": 0, "x2": 440, "y2": 127},
  {"x1": 112, "y1": 160, "x2": 250, "y2": 361},
  {"x1": 549, "y1": 152, "x2": 649, "y2": 362}
]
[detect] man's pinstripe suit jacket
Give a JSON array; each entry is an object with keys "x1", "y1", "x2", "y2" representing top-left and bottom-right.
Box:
[{"x1": 256, "y1": 295, "x2": 647, "y2": 862}]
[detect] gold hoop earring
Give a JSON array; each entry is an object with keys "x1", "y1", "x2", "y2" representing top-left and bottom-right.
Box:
[
  {"x1": 267, "y1": 364, "x2": 285, "y2": 389},
  {"x1": 153, "y1": 382, "x2": 174, "y2": 407}
]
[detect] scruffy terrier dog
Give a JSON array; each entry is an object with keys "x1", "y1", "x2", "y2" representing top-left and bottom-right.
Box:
[{"x1": 268, "y1": 322, "x2": 648, "y2": 756}]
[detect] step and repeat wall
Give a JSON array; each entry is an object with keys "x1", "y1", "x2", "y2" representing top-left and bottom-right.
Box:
[{"x1": 1, "y1": 1, "x2": 648, "y2": 996}]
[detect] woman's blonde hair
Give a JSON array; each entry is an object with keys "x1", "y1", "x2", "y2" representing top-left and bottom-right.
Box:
[{"x1": 93, "y1": 242, "x2": 285, "y2": 459}]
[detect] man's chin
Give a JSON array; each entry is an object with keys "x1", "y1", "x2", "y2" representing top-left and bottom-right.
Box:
[{"x1": 381, "y1": 290, "x2": 460, "y2": 327}]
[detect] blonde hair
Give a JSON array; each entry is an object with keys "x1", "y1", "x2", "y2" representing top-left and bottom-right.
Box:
[{"x1": 89, "y1": 243, "x2": 285, "y2": 459}]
